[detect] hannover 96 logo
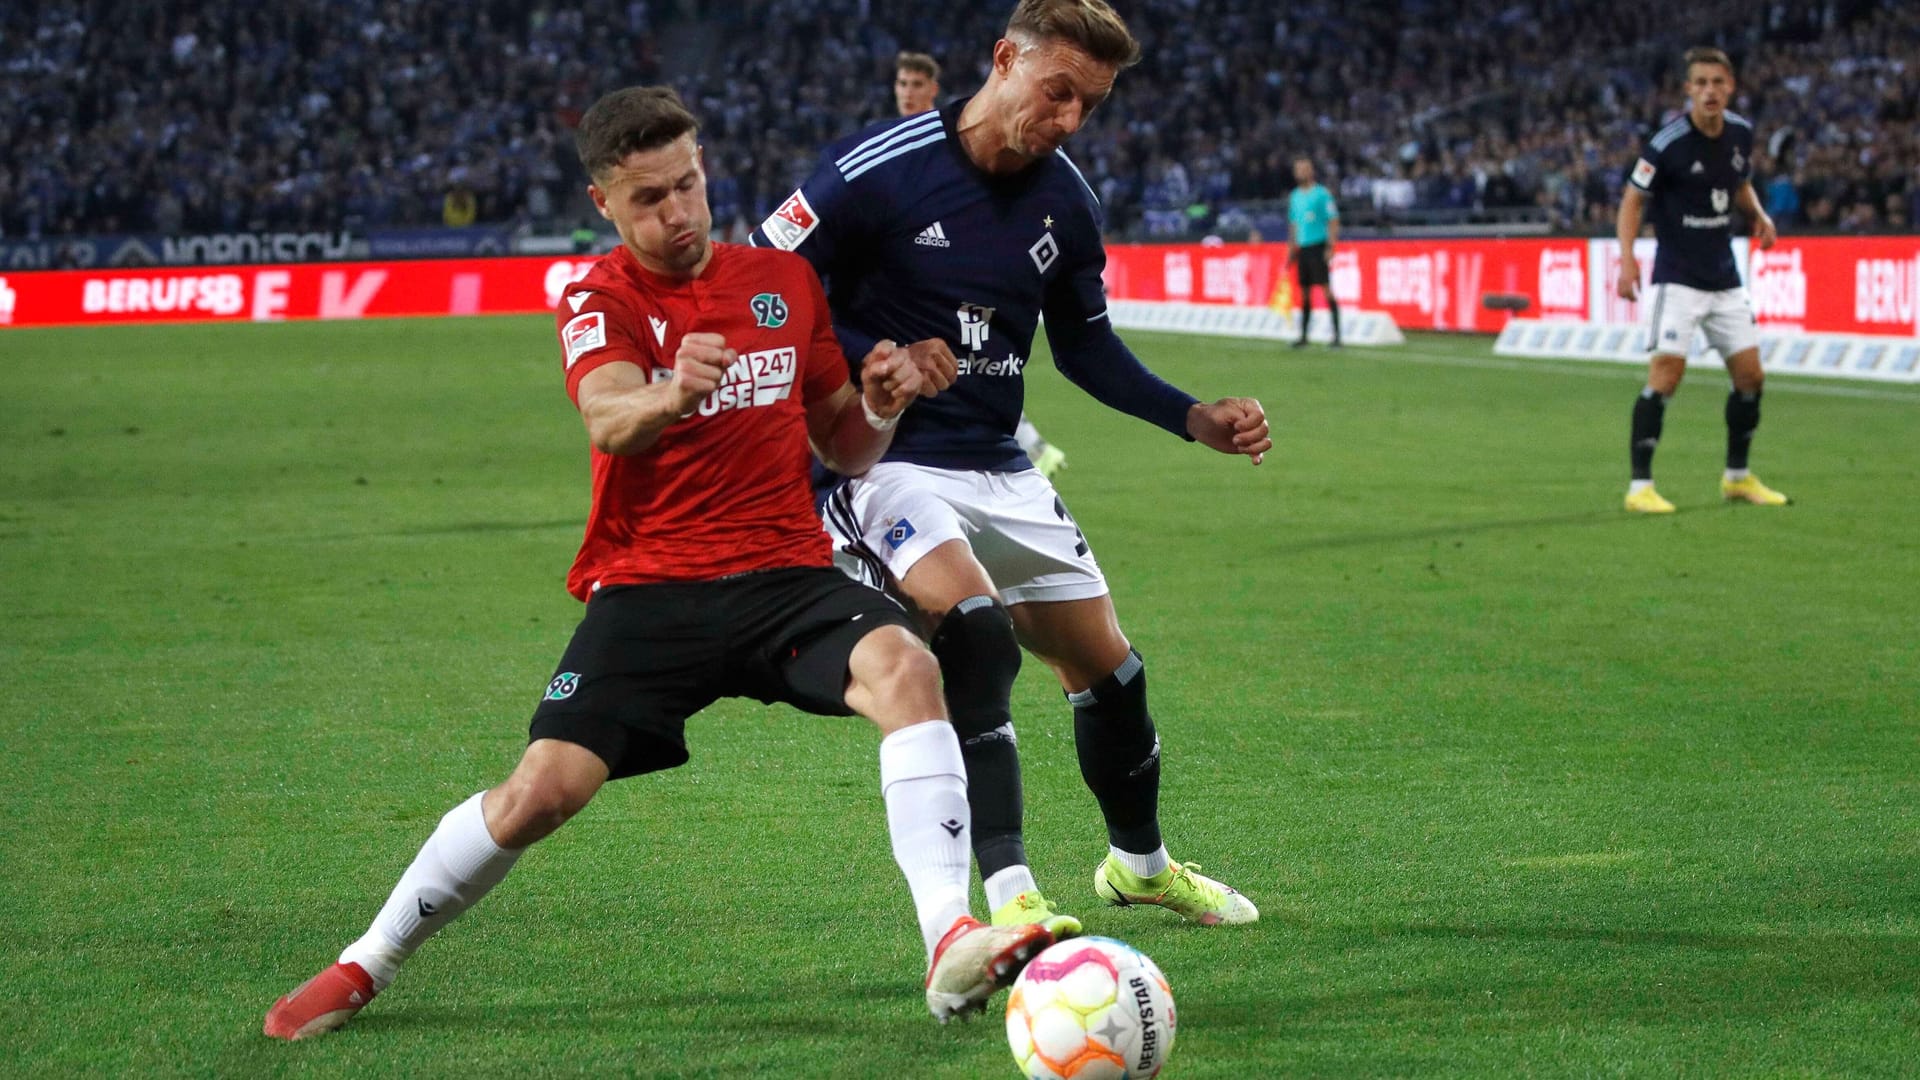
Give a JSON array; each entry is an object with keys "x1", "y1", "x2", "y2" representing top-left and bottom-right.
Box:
[{"x1": 750, "y1": 292, "x2": 788, "y2": 328}]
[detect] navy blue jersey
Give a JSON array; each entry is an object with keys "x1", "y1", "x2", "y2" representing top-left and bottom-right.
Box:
[
  {"x1": 752, "y1": 97, "x2": 1197, "y2": 472},
  {"x1": 1628, "y1": 111, "x2": 1754, "y2": 291}
]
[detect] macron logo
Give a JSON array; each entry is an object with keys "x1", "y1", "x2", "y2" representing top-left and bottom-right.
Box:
[
  {"x1": 649, "y1": 315, "x2": 668, "y2": 345},
  {"x1": 567, "y1": 291, "x2": 592, "y2": 312},
  {"x1": 915, "y1": 221, "x2": 951, "y2": 248}
]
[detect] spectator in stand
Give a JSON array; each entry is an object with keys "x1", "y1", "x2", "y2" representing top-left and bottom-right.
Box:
[
  {"x1": 3, "y1": 0, "x2": 1916, "y2": 243},
  {"x1": 443, "y1": 184, "x2": 479, "y2": 228}
]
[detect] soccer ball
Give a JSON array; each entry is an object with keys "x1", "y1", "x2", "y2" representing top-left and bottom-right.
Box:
[{"x1": 1006, "y1": 936, "x2": 1176, "y2": 1079}]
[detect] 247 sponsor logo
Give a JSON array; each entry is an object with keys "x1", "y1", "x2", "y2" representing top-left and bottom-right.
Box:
[{"x1": 653, "y1": 346, "x2": 799, "y2": 417}]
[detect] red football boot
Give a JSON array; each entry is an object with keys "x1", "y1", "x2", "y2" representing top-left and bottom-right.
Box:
[
  {"x1": 263, "y1": 961, "x2": 377, "y2": 1040},
  {"x1": 923, "y1": 916, "x2": 1053, "y2": 1022}
]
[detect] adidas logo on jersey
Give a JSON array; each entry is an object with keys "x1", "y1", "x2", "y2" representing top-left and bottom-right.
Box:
[{"x1": 915, "y1": 222, "x2": 951, "y2": 248}]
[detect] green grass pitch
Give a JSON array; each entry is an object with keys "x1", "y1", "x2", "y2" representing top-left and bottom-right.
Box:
[{"x1": 3, "y1": 317, "x2": 1917, "y2": 1077}]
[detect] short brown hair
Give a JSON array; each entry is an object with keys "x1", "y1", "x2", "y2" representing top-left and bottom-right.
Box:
[
  {"x1": 575, "y1": 86, "x2": 699, "y2": 180},
  {"x1": 1006, "y1": 0, "x2": 1140, "y2": 69},
  {"x1": 896, "y1": 51, "x2": 940, "y2": 80},
  {"x1": 1683, "y1": 46, "x2": 1734, "y2": 78}
]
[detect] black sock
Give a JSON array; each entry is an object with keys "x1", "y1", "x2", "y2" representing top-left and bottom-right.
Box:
[
  {"x1": 1070, "y1": 649, "x2": 1162, "y2": 856},
  {"x1": 1297, "y1": 284, "x2": 1314, "y2": 343},
  {"x1": 1630, "y1": 387, "x2": 1667, "y2": 481},
  {"x1": 1326, "y1": 293, "x2": 1342, "y2": 341},
  {"x1": 1726, "y1": 388, "x2": 1761, "y2": 470},
  {"x1": 928, "y1": 596, "x2": 1027, "y2": 880}
]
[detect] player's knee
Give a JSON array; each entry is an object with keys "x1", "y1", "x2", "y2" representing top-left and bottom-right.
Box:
[
  {"x1": 852, "y1": 628, "x2": 943, "y2": 706},
  {"x1": 489, "y1": 773, "x2": 593, "y2": 846},
  {"x1": 929, "y1": 596, "x2": 1022, "y2": 731}
]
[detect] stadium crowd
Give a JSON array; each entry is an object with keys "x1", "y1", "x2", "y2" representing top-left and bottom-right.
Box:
[{"x1": 2, "y1": 0, "x2": 1915, "y2": 242}]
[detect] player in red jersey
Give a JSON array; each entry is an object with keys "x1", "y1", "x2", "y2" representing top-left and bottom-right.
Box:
[{"x1": 264, "y1": 87, "x2": 1050, "y2": 1040}]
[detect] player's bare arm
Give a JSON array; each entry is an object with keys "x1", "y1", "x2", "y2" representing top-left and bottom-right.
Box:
[
  {"x1": 1735, "y1": 182, "x2": 1777, "y2": 249},
  {"x1": 1615, "y1": 185, "x2": 1649, "y2": 300},
  {"x1": 577, "y1": 331, "x2": 731, "y2": 454},
  {"x1": 805, "y1": 339, "x2": 924, "y2": 475},
  {"x1": 1185, "y1": 398, "x2": 1271, "y2": 466}
]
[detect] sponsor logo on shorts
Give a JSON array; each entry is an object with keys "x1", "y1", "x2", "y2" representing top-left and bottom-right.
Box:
[
  {"x1": 546, "y1": 672, "x2": 581, "y2": 700},
  {"x1": 750, "y1": 291, "x2": 788, "y2": 328}
]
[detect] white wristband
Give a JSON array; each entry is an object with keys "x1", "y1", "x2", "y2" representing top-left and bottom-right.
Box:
[{"x1": 862, "y1": 394, "x2": 900, "y2": 431}]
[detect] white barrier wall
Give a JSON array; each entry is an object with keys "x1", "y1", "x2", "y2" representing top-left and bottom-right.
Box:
[
  {"x1": 1492, "y1": 319, "x2": 1920, "y2": 384},
  {"x1": 1105, "y1": 300, "x2": 1404, "y2": 345}
]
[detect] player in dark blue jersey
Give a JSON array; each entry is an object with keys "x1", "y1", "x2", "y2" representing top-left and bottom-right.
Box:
[
  {"x1": 894, "y1": 49, "x2": 1069, "y2": 479},
  {"x1": 754, "y1": 0, "x2": 1267, "y2": 931},
  {"x1": 1616, "y1": 46, "x2": 1787, "y2": 514}
]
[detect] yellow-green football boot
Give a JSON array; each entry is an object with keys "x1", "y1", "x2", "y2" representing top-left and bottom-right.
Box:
[
  {"x1": 990, "y1": 890, "x2": 1083, "y2": 940},
  {"x1": 1094, "y1": 856, "x2": 1258, "y2": 926}
]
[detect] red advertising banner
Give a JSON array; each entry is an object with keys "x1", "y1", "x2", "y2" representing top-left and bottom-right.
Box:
[
  {"x1": 0, "y1": 256, "x2": 600, "y2": 329},
  {"x1": 1098, "y1": 238, "x2": 1590, "y2": 332},
  {"x1": 1, "y1": 238, "x2": 1914, "y2": 337},
  {"x1": 1745, "y1": 235, "x2": 1920, "y2": 336},
  {"x1": 1098, "y1": 236, "x2": 1920, "y2": 337}
]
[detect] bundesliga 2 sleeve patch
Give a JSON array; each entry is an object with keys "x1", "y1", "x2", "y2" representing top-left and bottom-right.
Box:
[
  {"x1": 562, "y1": 310, "x2": 607, "y2": 370},
  {"x1": 758, "y1": 190, "x2": 819, "y2": 251},
  {"x1": 1631, "y1": 158, "x2": 1656, "y2": 189}
]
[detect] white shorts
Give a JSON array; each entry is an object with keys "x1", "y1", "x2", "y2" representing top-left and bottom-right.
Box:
[
  {"x1": 1643, "y1": 282, "x2": 1760, "y2": 359},
  {"x1": 821, "y1": 462, "x2": 1108, "y2": 605}
]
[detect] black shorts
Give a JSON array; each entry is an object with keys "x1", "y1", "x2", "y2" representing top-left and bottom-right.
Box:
[
  {"x1": 528, "y1": 566, "x2": 916, "y2": 779},
  {"x1": 1295, "y1": 243, "x2": 1330, "y2": 287}
]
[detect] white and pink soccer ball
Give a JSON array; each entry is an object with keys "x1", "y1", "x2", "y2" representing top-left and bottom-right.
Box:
[{"x1": 1006, "y1": 936, "x2": 1177, "y2": 1079}]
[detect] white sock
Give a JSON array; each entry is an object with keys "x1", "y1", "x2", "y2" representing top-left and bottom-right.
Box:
[
  {"x1": 339, "y1": 791, "x2": 523, "y2": 989},
  {"x1": 984, "y1": 865, "x2": 1040, "y2": 913},
  {"x1": 879, "y1": 722, "x2": 973, "y2": 963},
  {"x1": 1111, "y1": 843, "x2": 1171, "y2": 880},
  {"x1": 1629, "y1": 479, "x2": 1655, "y2": 494},
  {"x1": 1724, "y1": 468, "x2": 1750, "y2": 481}
]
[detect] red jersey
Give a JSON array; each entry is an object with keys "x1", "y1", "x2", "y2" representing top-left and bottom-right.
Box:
[{"x1": 554, "y1": 242, "x2": 851, "y2": 599}]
